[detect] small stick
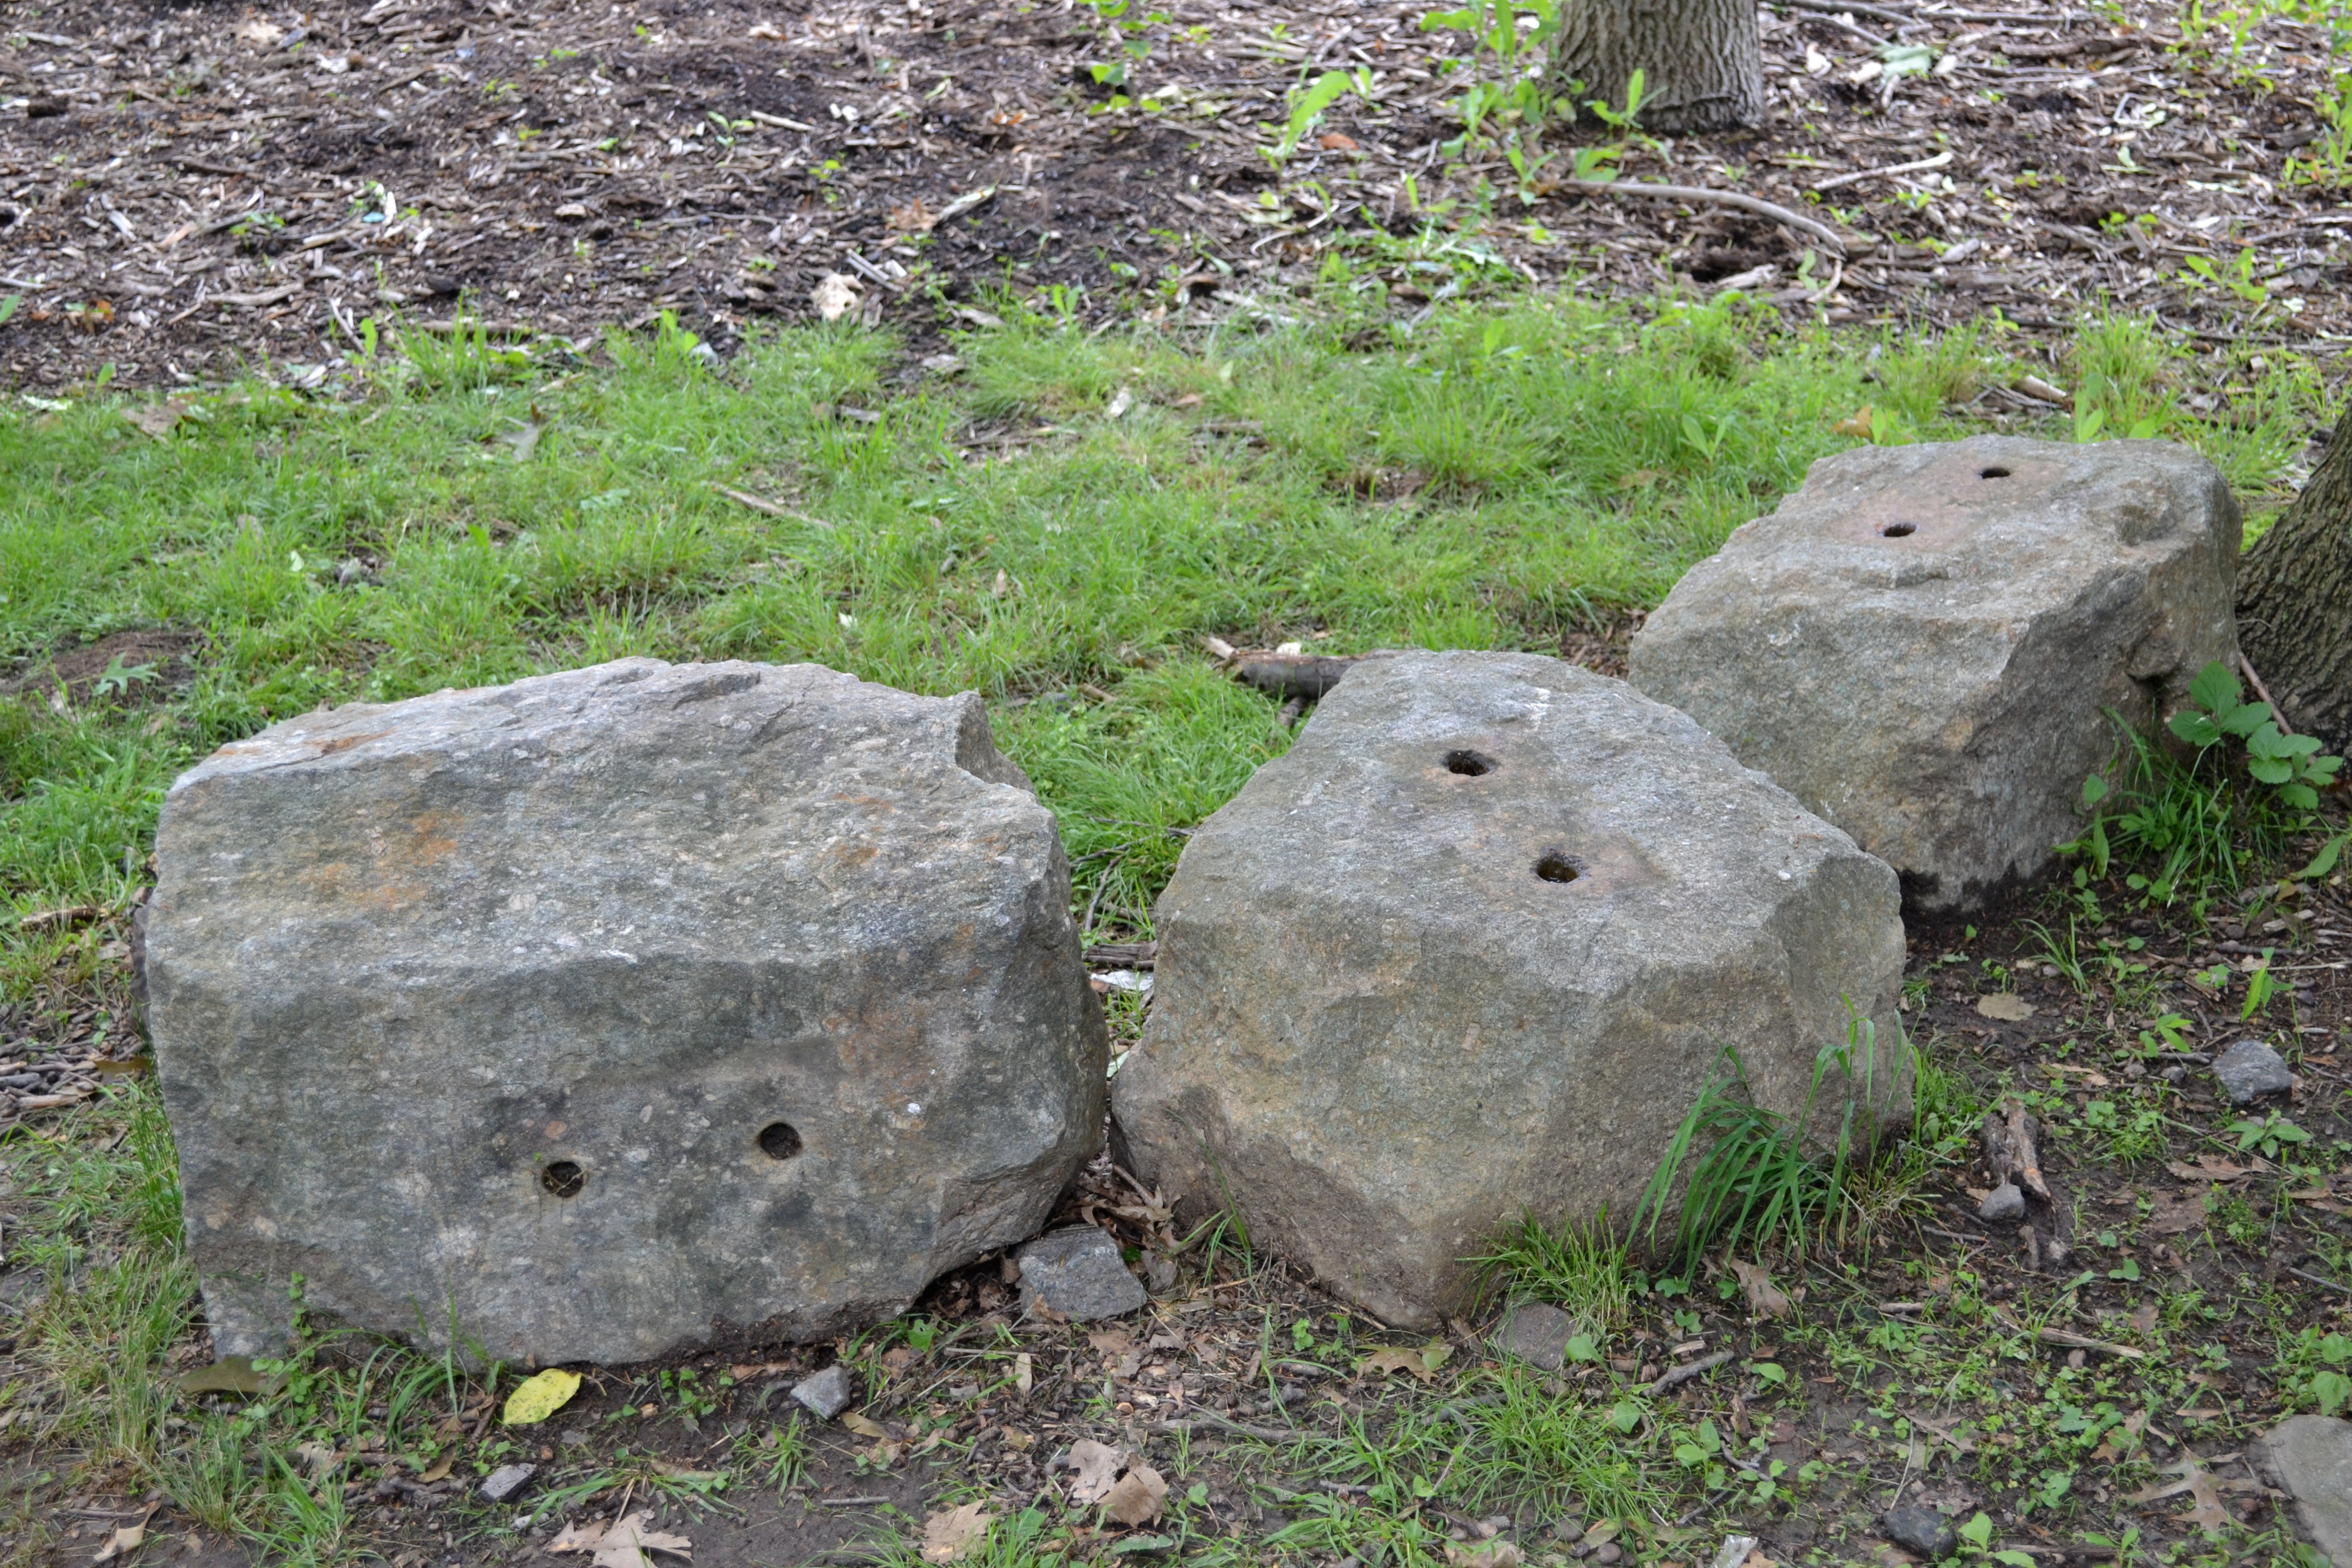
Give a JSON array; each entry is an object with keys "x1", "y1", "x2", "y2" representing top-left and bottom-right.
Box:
[
  {"x1": 2035, "y1": 1327, "x2": 2143, "y2": 1359},
  {"x1": 1561, "y1": 180, "x2": 1848, "y2": 256},
  {"x1": 1814, "y1": 150, "x2": 1956, "y2": 192},
  {"x1": 2237, "y1": 652, "x2": 2293, "y2": 736},
  {"x1": 1152, "y1": 1412, "x2": 1297, "y2": 1442},
  {"x1": 709, "y1": 483, "x2": 836, "y2": 529},
  {"x1": 2289, "y1": 1266, "x2": 2352, "y2": 1296},
  {"x1": 1781, "y1": 0, "x2": 1920, "y2": 21},
  {"x1": 1647, "y1": 1349, "x2": 1735, "y2": 1395}
]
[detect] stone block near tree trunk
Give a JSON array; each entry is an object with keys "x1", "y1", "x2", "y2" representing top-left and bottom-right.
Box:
[
  {"x1": 1627, "y1": 436, "x2": 2240, "y2": 914},
  {"x1": 145, "y1": 657, "x2": 1106, "y2": 1367},
  {"x1": 1108, "y1": 651, "x2": 1907, "y2": 1331}
]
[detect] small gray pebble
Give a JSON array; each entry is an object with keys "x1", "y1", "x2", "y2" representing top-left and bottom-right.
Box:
[
  {"x1": 2213, "y1": 1039, "x2": 2294, "y2": 1105},
  {"x1": 1883, "y1": 1505, "x2": 1958, "y2": 1560},
  {"x1": 478, "y1": 1463, "x2": 536, "y2": 1504},
  {"x1": 1015, "y1": 1227, "x2": 1146, "y2": 1321},
  {"x1": 792, "y1": 1362, "x2": 856, "y2": 1420},
  {"x1": 1978, "y1": 1182, "x2": 2025, "y2": 1222}
]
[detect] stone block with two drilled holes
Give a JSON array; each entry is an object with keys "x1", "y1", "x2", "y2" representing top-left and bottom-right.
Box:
[
  {"x1": 1108, "y1": 651, "x2": 1908, "y2": 1330},
  {"x1": 1628, "y1": 436, "x2": 2240, "y2": 913},
  {"x1": 144, "y1": 658, "x2": 1107, "y2": 1367}
]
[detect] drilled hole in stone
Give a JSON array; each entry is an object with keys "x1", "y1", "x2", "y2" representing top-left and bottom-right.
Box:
[
  {"x1": 542, "y1": 1160, "x2": 585, "y2": 1199},
  {"x1": 1444, "y1": 749, "x2": 1497, "y2": 777},
  {"x1": 1534, "y1": 852, "x2": 1582, "y2": 884},
  {"x1": 1879, "y1": 522, "x2": 1918, "y2": 538},
  {"x1": 1978, "y1": 465, "x2": 2012, "y2": 479},
  {"x1": 757, "y1": 1121, "x2": 804, "y2": 1161}
]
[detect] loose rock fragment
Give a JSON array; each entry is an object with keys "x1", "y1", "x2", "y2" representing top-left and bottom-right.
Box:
[
  {"x1": 1630, "y1": 436, "x2": 2240, "y2": 911},
  {"x1": 146, "y1": 658, "x2": 1106, "y2": 1366},
  {"x1": 2213, "y1": 1039, "x2": 2294, "y2": 1105},
  {"x1": 1978, "y1": 1182, "x2": 2025, "y2": 1222},
  {"x1": 1493, "y1": 1302, "x2": 1579, "y2": 1370},
  {"x1": 478, "y1": 1463, "x2": 536, "y2": 1504},
  {"x1": 2255, "y1": 1415, "x2": 2352, "y2": 1565},
  {"x1": 1015, "y1": 1228, "x2": 1146, "y2": 1321},
  {"x1": 792, "y1": 1363, "x2": 856, "y2": 1421},
  {"x1": 1881, "y1": 1505, "x2": 1957, "y2": 1560},
  {"x1": 1112, "y1": 651, "x2": 1908, "y2": 1328}
]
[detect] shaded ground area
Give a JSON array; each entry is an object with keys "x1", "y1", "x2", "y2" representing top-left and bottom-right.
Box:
[{"x1": 1, "y1": 0, "x2": 2347, "y2": 388}]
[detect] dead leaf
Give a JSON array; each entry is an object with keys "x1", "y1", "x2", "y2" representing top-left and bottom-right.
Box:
[
  {"x1": 418, "y1": 1453, "x2": 454, "y2": 1483},
  {"x1": 888, "y1": 198, "x2": 936, "y2": 233},
  {"x1": 1975, "y1": 993, "x2": 2035, "y2": 1022},
  {"x1": 1014, "y1": 1352, "x2": 1033, "y2": 1396},
  {"x1": 234, "y1": 17, "x2": 286, "y2": 43},
  {"x1": 1066, "y1": 1438, "x2": 1124, "y2": 1506},
  {"x1": 2146, "y1": 1190, "x2": 2209, "y2": 1235},
  {"x1": 1357, "y1": 1348, "x2": 1430, "y2": 1381},
  {"x1": 1833, "y1": 405, "x2": 1876, "y2": 437},
  {"x1": 841, "y1": 1412, "x2": 888, "y2": 1439},
  {"x1": 2167, "y1": 1155, "x2": 2253, "y2": 1183},
  {"x1": 91, "y1": 1524, "x2": 144, "y2": 1563},
  {"x1": 880, "y1": 1346, "x2": 914, "y2": 1376},
  {"x1": 811, "y1": 273, "x2": 862, "y2": 322},
  {"x1": 1106, "y1": 386, "x2": 1135, "y2": 420},
  {"x1": 2126, "y1": 1455, "x2": 2230, "y2": 1534},
  {"x1": 1317, "y1": 132, "x2": 1359, "y2": 150},
  {"x1": 175, "y1": 1356, "x2": 282, "y2": 1397},
  {"x1": 1614, "y1": 468, "x2": 1662, "y2": 488},
  {"x1": 2091, "y1": 1409, "x2": 2148, "y2": 1462},
  {"x1": 126, "y1": 401, "x2": 187, "y2": 438},
  {"x1": 503, "y1": 409, "x2": 549, "y2": 462},
  {"x1": 920, "y1": 1501, "x2": 992, "y2": 1563},
  {"x1": 1086, "y1": 1328, "x2": 1135, "y2": 1356},
  {"x1": 2014, "y1": 374, "x2": 2073, "y2": 409},
  {"x1": 295, "y1": 1440, "x2": 340, "y2": 1480},
  {"x1": 1445, "y1": 1544, "x2": 1524, "y2": 1568},
  {"x1": 1101, "y1": 1464, "x2": 1168, "y2": 1527},
  {"x1": 1728, "y1": 1259, "x2": 1791, "y2": 1319},
  {"x1": 747, "y1": 21, "x2": 785, "y2": 38},
  {"x1": 1000, "y1": 1428, "x2": 1033, "y2": 1452}
]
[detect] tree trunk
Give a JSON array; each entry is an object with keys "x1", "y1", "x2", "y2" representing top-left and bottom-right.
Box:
[
  {"x1": 2239, "y1": 405, "x2": 2352, "y2": 755},
  {"x1": 1554, "y1": 0, "x2": 1767, "y2": 134}
]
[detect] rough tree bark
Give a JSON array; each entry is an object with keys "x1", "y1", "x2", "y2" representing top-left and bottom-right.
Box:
[
  {"x1": 2239, "y1": 404, "x2": 2352, "y2": 755},
  {"x1": 1554, "y1": 0, "x2": 1768, "y2": 134}
]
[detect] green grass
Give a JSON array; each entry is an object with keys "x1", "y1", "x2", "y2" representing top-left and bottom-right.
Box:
[{"x1": 0, "y1": 277, "x2": 2338, "y2": 1559}]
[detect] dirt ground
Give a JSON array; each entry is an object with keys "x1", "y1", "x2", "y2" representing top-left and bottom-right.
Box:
[{"x1": 1, "y1": 0, "x2": 2346, "y2": 390}]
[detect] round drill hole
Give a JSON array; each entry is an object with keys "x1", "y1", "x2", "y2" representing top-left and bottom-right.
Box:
[
  {"x1": 1978, "y1": 465, "x2": 2012, "y2": 479},
  {"x1": 1879, "y1": 522, "x2": 1918, "y2": 538},
  {"x1": 1534, "y1": 852, "x2": 1582, "y2": 884},
  {"x1": 541, "y1": 1160, "x2": 585, "y2": 1199},
  {"x1": 1443, "y1": 749, "x2": 1497, "y2": 777},
  {"x1": 757, "y1": 1121, "x2": 804, "y2": 1161}
]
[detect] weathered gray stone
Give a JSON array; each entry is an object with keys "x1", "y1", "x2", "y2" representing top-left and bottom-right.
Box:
[
  {"x1": 2256, "y1": 1415, "x2": 2352, "y2": 1566},
  {"x1": 2215, "y1": 1039, "x2": 2295, "y2": 1105},
  {"x1": 1016, "y1": 1227, "x2": 1146, "y2": 1321},
  {"x1": 1881, "y1": 1506, "x2": 1957, "y2": 1560},
  {"x1": 1979, "y1": 1182, "x2": 2025, "y2": 1222},
  {"x1": 146, "y1": 657, "x2": 1107, "y2": 1367},
  {"x1": 1494, "y1": 1301, "x2": 1579, "y2": 1371},
  {"x1": 479, "y1": 1463, "x2": 537, "y2": 1504},
  {"x1": 1110, "y1": 651, "x2": 1909, "y2": 1329},
  {"x1": 792, "y1": 1363, "x2": 856, "y2": 1420},
  {"x1": 1628, "y1": 436, "x2": 2240, "y2": 912}
]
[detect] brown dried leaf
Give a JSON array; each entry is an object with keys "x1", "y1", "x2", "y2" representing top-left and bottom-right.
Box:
[
  {"x1": 2125, "y1": 1455, "x2": 2230, "y2": 1534},
  {"x1": 1975, "y1": 993, "x2": 2035, "y2": 1022},
  {"x1": 1729, "y1": 1258, "x2": 1792, "y2": 1319},
  {"x1": 1066, "y1": 1438, "x2": 1124, "y2": 1507},
  {"x1": 919, "y1": 1501, "x2": 992, "y2": 1563},
  {"x1": 1102, "y1": 1464, "x2": 1167, "y2": 1527},
  {"x1": 91, "y1": 1525, "x2": 145, "y2": 1564}
]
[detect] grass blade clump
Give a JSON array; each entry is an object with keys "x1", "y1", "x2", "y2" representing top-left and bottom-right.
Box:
[{"x1": 1633, "y1": 1008, "x2": 1891, "y2": 1272}]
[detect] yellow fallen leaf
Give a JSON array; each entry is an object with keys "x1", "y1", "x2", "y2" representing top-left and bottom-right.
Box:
[
  {"x1": 921, "y1": 1501, "x2": 992, "y2": 1563},
  {"x1": 841, "y1": 1412, "x2": 888, "y2": 1439},
  {"x1": 1102, "y1": 1464, "x2": 1168, "y2": 1527},
  {"x1": 92, "y1": 1524, "x2": 145, "y2": 1563},
  {"x1": 418, "y1": 1453, "x2": 454, "y2": 1483},
  {"x1": 1356, "y1": 1348, "x2": 1430, "y2": 1380},
  {"x1": 503, "y1": 1366, "x2": 583, "y2": 1426},
  {"x1": 1833, "y1": 405, "x2": 1875, "y2": 437}
]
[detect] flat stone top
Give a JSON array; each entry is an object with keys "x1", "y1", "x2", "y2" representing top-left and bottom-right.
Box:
[
  {"x1": 153, "y1": 658, "x2": 1052, "y2": 970},
  {"x1": 1669, "y1": 435, "x2": 2237, "y2": 615},
  {"x1": 1165, "y1": 651, "x2": 1885, "y2": 967}
]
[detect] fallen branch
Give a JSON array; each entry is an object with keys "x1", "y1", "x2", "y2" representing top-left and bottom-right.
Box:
[
  {"x1": 1647, "y1": 1349, "x2": 1734, "y2": 1395},
  {"x1": 1983, "y1": 1099, "x2": 2051, "y2": 1202},
  {"x1": 2035, "y1": 1327, "x2": 2144, "y2": 1360},
  {"x1": 2237, "y1": 651, "x2": 2293, "y2": 736},
  {"x1": 2289, "y1": 1266, "x2": 2352, "y2": 1296},
  {"x1": 1152, "y1": 1412, "x2": 1297, "y2": 1442},
  {"x1": 709, "y1": 484, "x2": 836, "y2": 529},
  {"x1": 1781, "y1": 0, "x2": 1920, "y2": 22},
  {"x1": 1812, "y1": 150, "x2": 1955, "y2": 193},
  {"x1": 1560, "y1": 181, "x2": 1847, "y2": 257},
  {"x1": 16, "y1": 904, "x2": 103, "y2": 932}
]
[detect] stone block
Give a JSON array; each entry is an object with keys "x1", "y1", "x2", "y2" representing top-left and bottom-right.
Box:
[
  {"x1": 146, "y1": 658, "x2": 1106, "y2": 1367},
  {"x1": 1110, "y1": 651, "x2": 1908, "y2": 1328},
  {"x1": 2215, "y1": 1039, "x2": 2294, "y2": 1104},
  {"x1": 793, "y1": 1364, "x2": 856, "y2": 1420},
  {"x1": 1628, "y1": 436, "x2": 2239, "y2": 912},
  {"x1": 2257, "y1": 1415, "x2": 2352, "y2": 1566},
  {"x1": 1494, "y1": 1301, "x2": 1579, "y2": 1370}
]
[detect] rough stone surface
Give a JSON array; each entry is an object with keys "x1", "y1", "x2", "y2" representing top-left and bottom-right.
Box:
[
  {"x1": 479, "y1": 1464, "x2": 537, "y2": 1504},
  {"x1": 2215, "y1": 1039, "x2": 2295, "y2": 1105},
  {"x1": 146, "y1": 657, "x2": 1107, "y2": 1367},
  {"x1": 1628, "y1": 436, "x2": 2240, "y2": 912},
  {"x1": 792, "y1": 1363, "x2": 856, "y2": 1421},
  {"x1": 2257, "y1": 1416, "x2": 2352, "y2": 1566},
  {"x1": 1495, "y1": 1302, "x2": 1579, "y2": 1371},
  {"x1": 1110, "y1": 651, "x2": 1909, "y2": 1329},
  {"x1": 1016, "y1": 1227, "x2": 1147, "y2": 1321},
  {"x1": 1979, "y1": 1182, "x2": 2026, "y2": 1222},
  {"x1": 1881, "y1": 1506, "x2": 1958, "y2": 1560}
]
